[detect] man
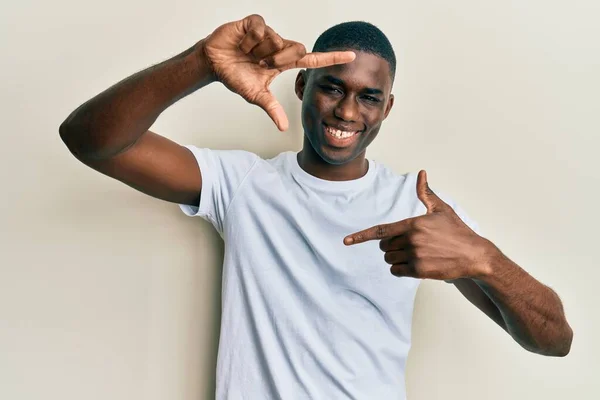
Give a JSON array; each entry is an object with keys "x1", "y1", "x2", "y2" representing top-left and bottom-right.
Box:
[{"x1": 59, "y1": 14, "x2": 573, "y2": 399}]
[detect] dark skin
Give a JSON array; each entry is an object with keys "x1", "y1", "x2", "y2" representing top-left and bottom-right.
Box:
[
  {"x1": 294, "y1": 47, "x2": 572, "y2": 357},
  {"x1": 345, "y1": 171, "x2": 573, "y2": 356},
  {"x1": 294, "y1": 51, "x2": 394, "y2": 181},
  {"x1": 60, "y1": 14, "x2": 572, "y2": 357}
]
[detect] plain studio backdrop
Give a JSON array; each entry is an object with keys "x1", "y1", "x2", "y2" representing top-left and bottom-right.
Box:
[{"x1": 1, "y1": 0, "x2": 598, "y2": 399}]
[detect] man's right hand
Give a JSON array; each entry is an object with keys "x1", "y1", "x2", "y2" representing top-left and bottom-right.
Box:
[
  {"x1": 60, "y1": 14, "x2": 355, "y2": 207},
  {"x1": 201, "y1": 14, "x2": 356, "y2": 131}
]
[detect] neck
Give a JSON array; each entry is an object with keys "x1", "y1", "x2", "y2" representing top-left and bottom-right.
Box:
[{"x1": 297, "y1": 137, "x2": 369, "y2": 181}]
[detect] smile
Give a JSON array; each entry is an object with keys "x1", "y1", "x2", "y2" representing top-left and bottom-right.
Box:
[{"x1": 324, "y1": 124, "x2": 360, "y2": 139}]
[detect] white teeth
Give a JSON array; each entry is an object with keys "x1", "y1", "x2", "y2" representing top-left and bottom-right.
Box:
[{"x1": 326, "y1": 126, "x2": 357, "y2": 139}]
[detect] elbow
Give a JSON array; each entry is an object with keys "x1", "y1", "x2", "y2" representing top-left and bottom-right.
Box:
[
  {"x1": 59, "y1": 119, "x2": 80, "y2": 156},
  {"x1": 59, "y1": 105, "x2": 95, "y2": 159},
  {"x1": 537, "y1": 325, "x2": 573, "y2": 357},
  {"x1": 517, "y1": 322, "x2": 573, "y2": 357},
  {"x1": 59, "y1": 118, "x2": 97, "y2": 160},
  {"x1": 59, "y1": 115, "x2": 124, "y2": 161},
  {"x1": 552, "y1": 325, "x2": 573, "y2": 357}
]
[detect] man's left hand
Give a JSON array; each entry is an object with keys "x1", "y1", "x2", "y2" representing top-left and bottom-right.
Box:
[{"x1": 344, "y1": 170, "x2": 493, "y2": 281}]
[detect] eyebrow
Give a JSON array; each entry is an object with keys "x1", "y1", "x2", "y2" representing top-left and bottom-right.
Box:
[{"x1": 321, "y1": 75, "x2": 384, "y2": 96}]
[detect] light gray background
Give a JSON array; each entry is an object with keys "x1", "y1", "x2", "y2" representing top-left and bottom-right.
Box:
[{"x1": 1, "y1": 0, "x2": 598, "y2": 399}]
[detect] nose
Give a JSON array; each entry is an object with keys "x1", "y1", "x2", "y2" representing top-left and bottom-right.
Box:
[{"x1": 334, "y1": 95, "x2": 359, "y2": 122}]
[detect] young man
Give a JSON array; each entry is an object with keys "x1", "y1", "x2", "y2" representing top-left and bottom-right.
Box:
[{"x1": 60, "y1": 14, "x2": 573, "y2": 400}]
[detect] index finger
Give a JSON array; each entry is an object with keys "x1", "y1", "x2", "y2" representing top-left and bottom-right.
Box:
[
  {"x1": 344, "y1": 218, "x2": 413, "y2": 245},
  {"x1": 285, "y1": 50, "x2": 356, "y2": 70}
]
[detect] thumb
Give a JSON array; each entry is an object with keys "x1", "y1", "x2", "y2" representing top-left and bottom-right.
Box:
[
  {"x1": 416, "y1": 170, "x2": 447, "y2": 213},
  {"x1": 253, "y1": 89, "x2": 289, "y2": 131}
]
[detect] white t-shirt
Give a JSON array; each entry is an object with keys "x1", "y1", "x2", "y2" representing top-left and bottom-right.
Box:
[{"x1": 180, "y1": 147, "x2": 479, "y2": 400}]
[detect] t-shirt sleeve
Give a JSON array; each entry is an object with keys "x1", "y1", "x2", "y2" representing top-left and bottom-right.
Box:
[{"x1": 179, "y1": 146, "x2": 260, "y2": 234}]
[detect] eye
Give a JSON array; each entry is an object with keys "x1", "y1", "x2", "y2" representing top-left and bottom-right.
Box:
[
  {"x1": 319, "y1": 85, "x2": 343, "y2": 94},
  {"x1": 362, "y1": 95, "x2": 381, "y2": 103}
]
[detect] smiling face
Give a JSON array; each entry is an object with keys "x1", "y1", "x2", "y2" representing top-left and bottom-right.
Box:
[{"x1": 295, "y1": 50, "x2": 395, "y2": 166}]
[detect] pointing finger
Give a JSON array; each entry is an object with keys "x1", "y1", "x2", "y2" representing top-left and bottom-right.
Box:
[
  {"x1": 344, "y1": 219, "x2": 413, "y2": 245},
  {"x1": 292, "y1": 50, "x2": 356, "y2": 69},
  {"x1": 259, "y1": 41, "x2": 307, "y2": 69}
]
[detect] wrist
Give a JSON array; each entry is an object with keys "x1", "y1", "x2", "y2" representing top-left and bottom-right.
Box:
[
  {"x1": 471, "y1": 237, "x2": 500, "y2": 280},
  {"x1": 190, "y1": 38, "x2": 218, "y2": 86}
]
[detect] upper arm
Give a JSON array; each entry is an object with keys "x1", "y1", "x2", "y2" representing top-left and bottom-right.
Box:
[
  {"x1": 450, "y1": 278, "x2": 508, "y2": 332},
  {"x1": 81, "y1": 130, "x2": 202, "y2": 206}
]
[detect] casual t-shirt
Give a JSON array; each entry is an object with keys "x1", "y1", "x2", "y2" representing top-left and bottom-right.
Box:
[{"x1": 180, "y1": 147, "x2": 480, "y2": 400}]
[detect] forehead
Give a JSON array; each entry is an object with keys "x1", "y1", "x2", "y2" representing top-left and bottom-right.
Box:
[{"x1": 310, "y1": 51, "x2": 392, "y2": 93}]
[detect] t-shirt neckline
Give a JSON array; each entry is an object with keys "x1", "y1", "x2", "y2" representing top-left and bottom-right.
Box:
[{"x1": 286, "y1": 151, "x2": 377, "y2": 192}]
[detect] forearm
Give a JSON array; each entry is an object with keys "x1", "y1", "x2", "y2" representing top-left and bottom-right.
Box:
[
  {"x1": 474, "y1": 241, "x2": 573, "y2": 356},
  {"x1": 59, "y1": 39, "x2": 215, "y2": 160}
]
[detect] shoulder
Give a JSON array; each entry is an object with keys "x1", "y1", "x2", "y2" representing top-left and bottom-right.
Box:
[
  {"x1": 370, "y1": 163, "x2": 478, "y2": 226},
  {"x1": 367, "y1": 161, "x2": 422, "y2": 217},
  {"x1": 371, "y1": 161, "x2": 459, "y2": 206},
  {"x1": 370, "y1": 159, "x2": 411, "y2": 188}
]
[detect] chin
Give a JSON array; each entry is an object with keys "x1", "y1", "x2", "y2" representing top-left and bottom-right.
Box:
[
  {"x1": 302, "y1": 120, "x2": 369, "y2": 165},
  {"x1": 317, "y1": 148, "x2": 357, "y2": 165},
  {"x1": 312, "y1": 138, "x2": 362, "y2": 165}
]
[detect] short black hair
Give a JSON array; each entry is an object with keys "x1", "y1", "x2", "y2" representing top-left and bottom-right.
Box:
[{"x1": 312, "y1": 21, "x2": 396, "y2": 82}]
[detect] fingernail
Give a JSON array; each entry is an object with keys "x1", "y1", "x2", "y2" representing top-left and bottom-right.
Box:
[
  {"x1": 259, "y1": 60, "x2": 268, "y2": 68},
  {"x1": 344, "y1": 237, "x2": 354, "y2": 245}
]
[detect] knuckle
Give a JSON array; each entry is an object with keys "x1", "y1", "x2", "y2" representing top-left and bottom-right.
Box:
[
  {"x1": 249, "y1": 28, "x2": 263, "y2": 41},
  {"x1": 411, "y1": 218, "x2": 422, "y2": 230},
  {"x1": 295, "y1": 43, "x2": 307, "y2": 57},
  {"x1": 389, "y1": 236, "x2": 401, "y2": 247},
  {"x1": 426, "y1": 183, "x2": 435, "y2": 195},
  {"x1": 273, "y1": 38, "x2": 284, "y2": 50},
  {"x1": 384, "y1": 252, "x2": 394, "y2": 264},
  {"x1": 261, "y1": 56, "x2": 274, "y2": 67},
  {"x1": 379, "y1": 239, "x2": 387, "y2": 251},
  {"x1": 412, "y1": 247, "x2": 424, "y2": 259},
  {"x1": 247, "y1": 14, "x2": 265, "y2": 23},
  {"x1": 410, "y1": 258, "x2": 421, "y2": 269},
  {"x1": 410, "y1": 232, "x2": 423, "y2": 245},
  {"x1": 271, "y1": 32, "x2": 284, "y2": 48},
  {"x1": 376, "y1": 225, "x2": 387, "y2": 238},
  {"x1": 304, "y1": 56, "x2": 316, "y2": 68},
  {"x1": 410, "y1": 265, "x2": 421, "y2": 278}
]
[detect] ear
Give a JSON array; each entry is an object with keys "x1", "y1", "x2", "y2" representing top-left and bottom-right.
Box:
[
  {"x1": 383, "y1": 93, "x2": 394, "y2": 119},
  {"x1": 295, "y1": 70, "x2": 307, "y2": 100}
]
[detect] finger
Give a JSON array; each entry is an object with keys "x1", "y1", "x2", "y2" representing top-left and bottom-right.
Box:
[
  {"x1": 416, "y1": 170, "x2": 450, "y2": 213},
  {"x1": 259, "y1": 41, "x2": 307, "y2": 69},
  {"x1": 379, "y1": 235, "x2": 410, "y2": 252},
  {"x1": 251, "y1": 26, "x2": 284, "y2": 61},
  {"x1": 390, "y1": 264, "x2": 417, "y2": 278},
  {"x1": 384, "y1": 250, "x2": 411, "y2": 265},
  {"x1": 252, "y1": 89, "x2": 289, "y2": 131},
  {"x1": 262, "y1": 43, "x2": 355, "y2": 71},
  {"x1": 344, "y1": 219, "x2": 413, "y2": 245},
  {"x1": 238, "y1": 15, "x2": 267, "y2": 54},
  {"x1": 291, "y1": 50, "x2": 356, "y2": 69}
]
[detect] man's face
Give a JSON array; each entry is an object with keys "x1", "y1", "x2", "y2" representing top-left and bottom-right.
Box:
[{"x1": 295, "y1": 50, "x2": 395, "y2": 165}]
